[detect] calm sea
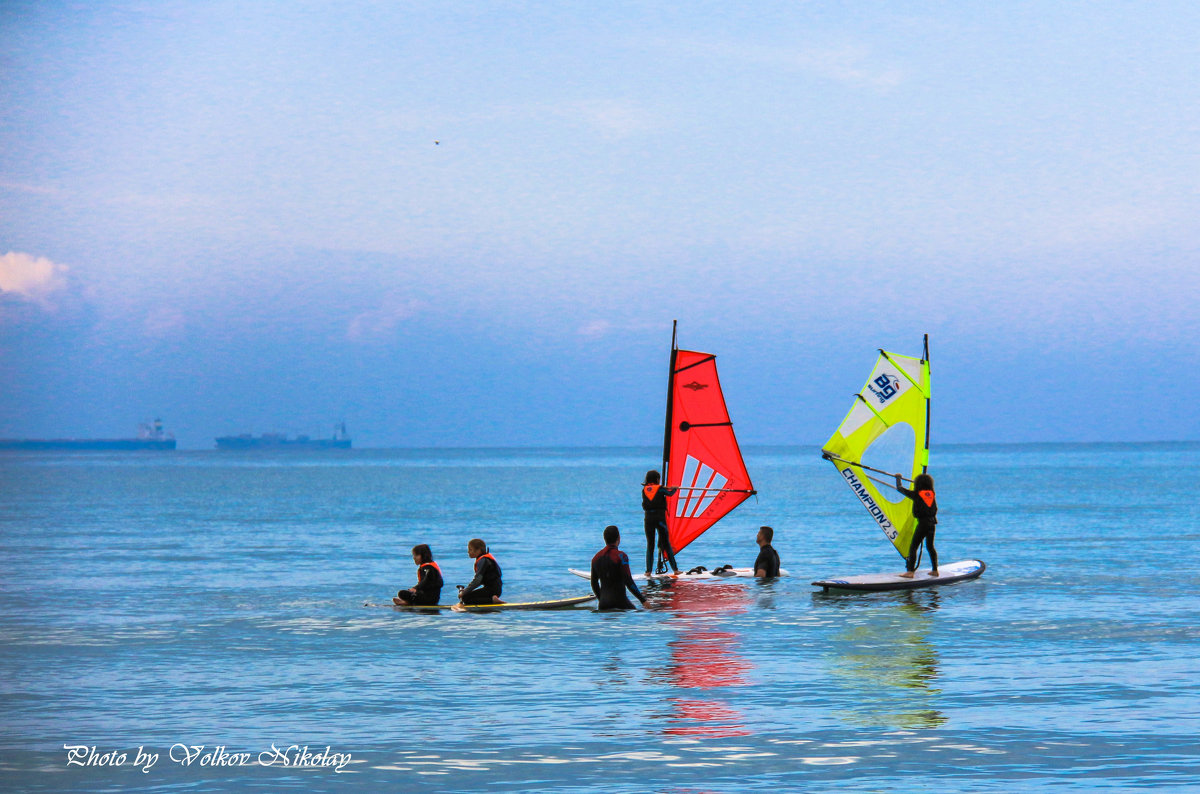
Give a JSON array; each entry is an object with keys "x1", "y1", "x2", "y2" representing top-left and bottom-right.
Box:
[{"x1": 1, "y1": 444, "x2": 1198, "y2": 792}]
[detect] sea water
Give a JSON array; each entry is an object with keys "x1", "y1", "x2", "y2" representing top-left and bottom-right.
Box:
[{"x1": 1, "y1": 443, "x2": 1198, "y2": 792}]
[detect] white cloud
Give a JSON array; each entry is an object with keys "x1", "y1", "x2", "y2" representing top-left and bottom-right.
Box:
[
  {"x1": 0, "y1": 180, "x2": 64, "y2": 197},
  {"x1": 792, "y1": 45, "x2": 905, "y2": 89},
  {"x1": 578, "y1": 320, "x2": 612, "y2": 338},
  {"x1": 577, "y1": 319, "x2": 664, "y2": 339},
  {"x1": 649, "y1": 37, "x2": 905, "y2": 90},
  {"x1": 0, "y1": 251, "x2": 70, "y2": 308},
  {"x1": 559, "y1": 100, "x2": 661, "y2": 140},
  {"x1": 347, "y1": 298, "x2": 423, "y2": 342},
  {"x1": 142, "y1": 307, "x2": 187, "y2": 339},
  {"x1": 374, "y1": 99, "x2": 661, "y2": 144}
]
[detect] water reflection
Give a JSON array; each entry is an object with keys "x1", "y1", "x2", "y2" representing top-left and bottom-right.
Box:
[
  {"x1": 815, "y1": 588, "x2": 946, "y2": 729},
  {"x1": 649, "y1": 582, "x2": 754, "y2": 737}
]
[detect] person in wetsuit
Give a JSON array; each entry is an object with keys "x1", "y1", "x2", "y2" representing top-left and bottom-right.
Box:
[
  {"x1": 895, "y1": 472, "x2": 938, "y2": 578},
  {"x1": 395, "y1": 543, "x2": 444, "y2": 605},
  {"x1": 642, "y1": 470, "x2": 679, "y2": 576},
  {"x1": 459, "y1": 538, "x2": 503, "y2": 605},
  {"x1": 753, "y1": 526, "x2": 781, "y2": 578},
  {"x1": 590, "y1": 525, "x2": 646, "y2": 610}
]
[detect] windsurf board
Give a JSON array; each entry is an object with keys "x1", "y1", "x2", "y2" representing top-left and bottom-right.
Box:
[
  {"x1": 568, "y1": 566, "x2": 787, "y2": 582},
  {"x1": 812, "y1": 558, "x2": 985, "y2": 592}
]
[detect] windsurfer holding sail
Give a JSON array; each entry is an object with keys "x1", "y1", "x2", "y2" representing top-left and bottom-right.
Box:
[
  {"x1": 895, "y1": 473, "x2": 938, "y2": 578},
  {"x1": 590, "y1": 525, "x2": 646, "y2": 609},
  {"x1": 642, "y1": 470, "x2": 680, "y2": 576}
]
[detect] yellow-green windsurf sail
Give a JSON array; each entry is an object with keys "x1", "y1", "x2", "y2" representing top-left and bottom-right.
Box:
[{"x1": 822, "y1": 338, "x2": 931, "y2": 559}]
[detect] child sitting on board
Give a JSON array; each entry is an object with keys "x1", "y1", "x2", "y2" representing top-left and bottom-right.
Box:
[
  {"x1": 394, "y1": 544, "x2": 443, "y2": 606},
  {"x1": 458, "y1": 538, "x2": 503, "y2": 605}
]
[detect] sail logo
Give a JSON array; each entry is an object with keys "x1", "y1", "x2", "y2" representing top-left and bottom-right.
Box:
[
  {"x1": 867, "y1": 374, "x2": 901, "y2": 404},
  {"x1": 675, "y1": 454, "x2": 728, "y2": 518},
  {"x1": 682, "y1": 381, "x2": 709, "y2": 391},
  {"x1": 841, "y1": 468, "x2": 898, "y2": 540}
]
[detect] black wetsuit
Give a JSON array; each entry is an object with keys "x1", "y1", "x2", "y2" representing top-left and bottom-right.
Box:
[
  {"x1": 753, "y1": 544, "x2": 781, "y2": 578},
  {"x1": 460, "y1": 553, "x2": 502, "y2": 605},
  {"x1": 590, "y1": 544, "x2": 645, "y2": 610},
  {"x1": 397, "y1": 562, "x2": 443, "y2": 605},
  {"x1": 898, "y1": 485, "x2": 938, "y2": 572},
  {"x1": 642, "y1": 484, "x2": 679, "y2": 573}
]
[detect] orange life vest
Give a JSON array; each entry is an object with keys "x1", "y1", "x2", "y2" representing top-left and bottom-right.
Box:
[
  {"x1": 918, "y1": 490, "x2": 936, "y2": 507},
  {"x1": 419, "y1": 561, "x2": 441, "y2": 576},
  {"x1": 643, "y1": 484, "x2": 661, "y2": 500},
  {"x1": 475, "y1": 552, "x2": 497, "y2": 570}
]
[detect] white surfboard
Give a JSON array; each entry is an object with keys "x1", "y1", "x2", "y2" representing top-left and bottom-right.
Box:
[
  {"x1": 811, "y1": 558, "x2": 985, "y2": 592},
  {"x1": 568, "y1": 566, "x2": 788, "y2": 582}
]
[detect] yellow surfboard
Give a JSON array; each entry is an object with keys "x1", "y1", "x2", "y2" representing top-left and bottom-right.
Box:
[{"x1": 365, "y1": 594, "x2": 596, "y2": 611}]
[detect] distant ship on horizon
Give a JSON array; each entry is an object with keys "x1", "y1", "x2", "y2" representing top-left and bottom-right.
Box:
[
  {"x1": 215, "y1": 422, "x2": 352, "y2": 450},
  {"x1": 0, "y1": 419, "x2": 177, "y2": 451}
]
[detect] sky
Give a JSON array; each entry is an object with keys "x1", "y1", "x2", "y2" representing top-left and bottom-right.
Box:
[{"x1": 2, "y1": 1, "x2": 1198, "y2": 448}]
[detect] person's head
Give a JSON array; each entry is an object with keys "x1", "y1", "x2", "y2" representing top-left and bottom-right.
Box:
[
  {"x1": 467, "y1": 538, "x2": 487, "y2": 558},
  {"x1": 603, "y1": 525, "x2": 620, "y2": 545},
  {"x1": 756, "y1": 526, "x2": 773, "y2": 546},
  {"x1": 913, "y1": 473, "x2": 935, "y2": 491},
  {"x1": 411, "y1": 543, "x2": 433, "y2": 565},
  {"x1": 644, "y1": 470, "x2": 660, "y2": 485}
]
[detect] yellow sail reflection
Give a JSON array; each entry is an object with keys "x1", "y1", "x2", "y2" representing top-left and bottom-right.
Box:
[{"x1": 824, "y1": 589, "x2": 946, "y2": 729}]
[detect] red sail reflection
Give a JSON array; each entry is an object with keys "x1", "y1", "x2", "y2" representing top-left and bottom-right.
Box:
[
  {"x1": 666, "y1": 699, "x2": 750, "y2": 737},
  {"x1": 655, "y1": 582, "x2": 753, "y2": 737}
]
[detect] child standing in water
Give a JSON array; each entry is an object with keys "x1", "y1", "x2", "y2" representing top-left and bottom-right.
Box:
[{"x1": 895, "y1": 473, "x2": 938, "y2": 578}]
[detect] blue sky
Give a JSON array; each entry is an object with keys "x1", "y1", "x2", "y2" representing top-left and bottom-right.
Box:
[{"x1": 2, "y1": 1, "x2": 1198, "y2": 447}]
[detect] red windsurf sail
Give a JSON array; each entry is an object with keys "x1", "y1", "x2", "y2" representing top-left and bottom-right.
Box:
[{"x1": 661, "y1": 331, "x2": 755, "y2": 557}]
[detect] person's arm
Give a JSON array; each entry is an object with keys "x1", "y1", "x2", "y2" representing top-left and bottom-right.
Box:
[
  {"x1": 894, "y1": 474, "x2": 916, "y2": 499},
  {"x1": 460, "y1": 561, "x2": 484, "y2": 598},
  {"x1": 412, "y1": 566, "x2": 430, "y2": 595},
  {"x1": 754, "y1": 549, "x2": 767, "y2": 578},
  {"x1": 621, "y1": 555, "x2": 646, "y2": 604},
  {"x1": 590, "y1": 562, "x2": 602, "y2": 600}
]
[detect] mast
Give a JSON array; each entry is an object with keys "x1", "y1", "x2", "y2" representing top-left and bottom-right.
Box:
[
  {"x1": 922, "y1": 333, "x2": 931, "y2": 473},
  {"x1": 661, "y1": 320, "x2": 678, "y2": 482}
]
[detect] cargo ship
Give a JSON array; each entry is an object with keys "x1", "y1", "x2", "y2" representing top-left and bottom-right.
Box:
[
  {"x1": 0, "y1": 419, "x2": 177, "y2": 451},
  {"x1": 215, "y1": 422, "x2": 351, "y2": 450}
]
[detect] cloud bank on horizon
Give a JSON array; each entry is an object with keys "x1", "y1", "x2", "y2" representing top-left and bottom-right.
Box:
[{"x1": 1, "y1": 2, "x2": 1197, "y2": 446}]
